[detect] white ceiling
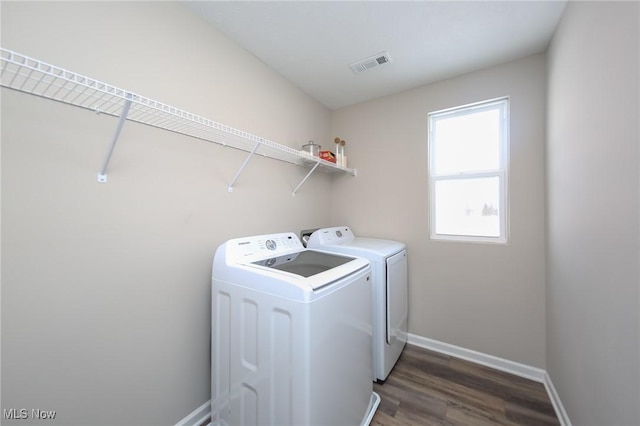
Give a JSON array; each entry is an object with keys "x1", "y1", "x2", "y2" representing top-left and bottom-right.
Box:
[{"x1": 185, "y1": 1, "x2": 567, "y2": 110}]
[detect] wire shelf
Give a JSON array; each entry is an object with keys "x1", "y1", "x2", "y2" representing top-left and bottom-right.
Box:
[{"x1": 0, "y1": 48, "x2": 356, "y2": 191}]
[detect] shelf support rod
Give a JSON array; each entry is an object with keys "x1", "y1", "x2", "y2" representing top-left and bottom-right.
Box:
[
  {"x1": 97, "y1": 96, "x2": 133, "y2": 183},
  {"x1": 228, "y1": 140, "x2": 261, "y2": 192},
  {"x1": 292, "y1": 160, "x2": 321, "y2": 196}
]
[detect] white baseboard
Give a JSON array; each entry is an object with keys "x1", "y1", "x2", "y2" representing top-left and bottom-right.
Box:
[
  {"x1": 174, "y1": 400, "x2": 210, "y2": 426},
  {"x1": 543, "y1": 371, "x2": 572, "y2": 426},
  {"x1": 407, "y1": 333, "x2": 571, "y2": 426},
  {"x1": 407, "y1": 333, "x2": 546, "y2": 382}
]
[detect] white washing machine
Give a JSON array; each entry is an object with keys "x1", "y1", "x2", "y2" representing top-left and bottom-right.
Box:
[
  {"x1": 305, "y1": 226, "x2": 408, "y2": 382},
  {"x1": 211, "y1": 232, "x2": 380, "y2": 426}
]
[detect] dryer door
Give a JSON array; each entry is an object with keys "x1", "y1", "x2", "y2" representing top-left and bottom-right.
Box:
[{"x1": 386, "y1": 250, "x2": 408, "y2": 345}]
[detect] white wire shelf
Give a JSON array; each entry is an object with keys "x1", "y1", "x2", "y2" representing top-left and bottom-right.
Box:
[{"x1": 0, "y1": 47, "x2": 356, "y2": 194}]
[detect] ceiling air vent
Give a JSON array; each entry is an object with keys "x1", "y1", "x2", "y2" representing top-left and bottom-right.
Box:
[{"x1": 348, "y1": 51, "x2": 392, "y2": 74}]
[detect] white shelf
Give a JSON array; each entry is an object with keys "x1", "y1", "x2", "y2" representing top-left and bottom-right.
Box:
[{"x1": 0, "y1": 48, "x2": 356, "y2": 194}]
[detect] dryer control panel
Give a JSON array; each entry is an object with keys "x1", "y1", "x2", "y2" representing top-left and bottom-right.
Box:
[
  {"x1": 307, "y1": 226, "x2": 355, "y2": 246},
  {"x1": 226, "y1": 232, "x2": 304, "y2": 262}
]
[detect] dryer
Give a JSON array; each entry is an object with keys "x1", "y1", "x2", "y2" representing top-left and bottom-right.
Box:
[
  {"x1": 211, "y1": 232, "x2": 380, "y2": 426},
  {"x1": 305, "y1": 226, "x2": 408, "y2": 382}
]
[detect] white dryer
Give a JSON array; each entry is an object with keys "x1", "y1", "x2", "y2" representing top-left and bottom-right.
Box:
[
  {"x1": 306, "y1": 226, "x2": 408, "y2": 382},
  {"x1": 211, "y1": 232, "x2": 380, "y2": 426}
]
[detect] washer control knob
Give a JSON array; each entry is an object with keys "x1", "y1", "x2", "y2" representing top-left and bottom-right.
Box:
[
  {"x1": 265, "y1": 239, "x2": 277, "y2": 250},
  {"x1": 336, "y1": 230, "x2": 343, "y2": 238}
]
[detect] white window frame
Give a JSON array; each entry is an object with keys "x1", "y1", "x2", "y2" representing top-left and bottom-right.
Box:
[{"x1": 428, "y1": 97, "x2": 509, "y2": 244}]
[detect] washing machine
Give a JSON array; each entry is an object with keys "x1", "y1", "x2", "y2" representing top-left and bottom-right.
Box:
[
  {"x1": 211, "y1": 232, "x2": 380, "y2": 426},
  {"x1": 305, "y1": 226, "x2": 408, "y2": 382}
]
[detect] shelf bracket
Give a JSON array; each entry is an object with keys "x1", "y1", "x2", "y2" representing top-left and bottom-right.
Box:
[
  {"x1": 97, "y1": 96, "x2": 133, "y2": 183},
  {"x1": 228, "y1": 140, "x2": 262, "y2": 192},
  {"x1": 292, "y1": 160, "x2": 321, "y2": 196}
]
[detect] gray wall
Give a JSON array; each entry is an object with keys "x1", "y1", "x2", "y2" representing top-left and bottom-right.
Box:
[
  {"x1": 546, "y1": 2, "x2": 640, "y2": 425},
  {"x1": 330, "y1": 54, "x2": 548, "y2": 368},
  {"x1": 1, "y1": 2, "x2": 336, "y2": 425}
]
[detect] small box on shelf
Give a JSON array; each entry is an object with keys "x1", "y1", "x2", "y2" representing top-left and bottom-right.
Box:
[{"x1": 319, "y1": 151, "x2": 336, "y2": 163}]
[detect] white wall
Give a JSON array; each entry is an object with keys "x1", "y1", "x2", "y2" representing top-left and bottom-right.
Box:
[
  {"x1": 330, "y1": 54, "x2": 547, "y2": 368},
  {"x1": 1, "y1": 2, "x2": 336, "y2": 425},
  {"x1": 546, "y1": 2, "x2": 640, "y2": 424}
]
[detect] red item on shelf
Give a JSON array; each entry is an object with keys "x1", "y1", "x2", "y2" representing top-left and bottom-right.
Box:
[{"x1": 319, "y1": 151, "x2": 336, "y2": 163}]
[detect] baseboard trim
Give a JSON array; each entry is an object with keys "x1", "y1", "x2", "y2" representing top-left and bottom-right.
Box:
[
  {"x1": 407, "y1": 333, "x2": 571, "y2": 426},
  {"x1": 543, "y1": 371, "x2": 572, "y2": 426},
  {"x1": 174, "y1": 400, "x2": 210, "y2": 426},
  {"x1": 407, "y1": 333, "x2": 546, "y2": 382}
]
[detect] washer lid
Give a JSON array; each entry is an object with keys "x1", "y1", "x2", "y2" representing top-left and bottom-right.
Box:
[{"x1": 252, "y1": 250, "x2": 354, "y2": 278}]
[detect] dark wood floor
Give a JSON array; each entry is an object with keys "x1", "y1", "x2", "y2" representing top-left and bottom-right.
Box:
[{"x1": 372, "y1": 344, "x2": 560, "y2": 426}]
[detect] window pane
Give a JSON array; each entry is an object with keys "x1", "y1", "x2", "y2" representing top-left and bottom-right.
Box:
[
  {"x1": 433, "y1": 109, "x2": 500, "y2": 174},
  {"x1": 434, "y1": 177, "x2": 500, "y2": 237}
]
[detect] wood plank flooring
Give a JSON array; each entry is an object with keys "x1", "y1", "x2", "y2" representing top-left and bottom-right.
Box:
[{"x1": 372, "y1": 344, "x2": 560, "y2": 426}]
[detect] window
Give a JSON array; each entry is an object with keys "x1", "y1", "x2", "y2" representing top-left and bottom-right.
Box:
[{"x1": 428, "y1": 97, "x2": 509, "y2": 243}]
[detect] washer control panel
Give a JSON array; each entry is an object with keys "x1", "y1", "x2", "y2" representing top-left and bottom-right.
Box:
[{"x1": 227, "y1": 232, "x2": 303, "y2": 262}]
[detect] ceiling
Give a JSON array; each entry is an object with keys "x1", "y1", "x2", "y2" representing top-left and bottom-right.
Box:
[{"x1": 185, "y1": 1, "x2": 567, "y2": 110}]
